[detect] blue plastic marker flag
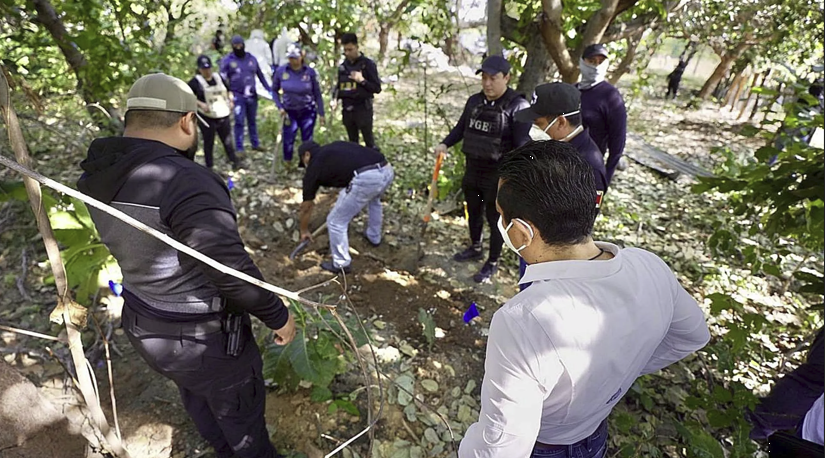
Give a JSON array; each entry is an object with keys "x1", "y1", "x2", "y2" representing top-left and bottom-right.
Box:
[
  {"x1": 227, "y1": 177, "x2": 235, "y2": 190},
  {"x1": 108, "y1": 280, "x2": 123, "y2": 297},
  {"x1": 463, "y1": 302, "x2": 479, "y2": 323}
]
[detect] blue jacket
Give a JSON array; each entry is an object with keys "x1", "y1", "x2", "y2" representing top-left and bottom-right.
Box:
[
  {"x1": 220, "y1": 52, "x2": 271, "y2": 98},
  {"x1": 272, "y1": 64, "x2": 325, "y2": 116}
]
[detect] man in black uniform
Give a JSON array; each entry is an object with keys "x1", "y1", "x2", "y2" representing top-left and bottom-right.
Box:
[
  {"x1": 434, "y1": 55, "x2": 532, "y2": 283},
  {"x1": 335, "y1": 33, "x2": 382, "y2": 150},
  {"x1": 188, "y1": 55, "x2": 240, "y2": 169},
  {"x1": 77, "y1": 73, "x2": 295, "y2": 458},
  {"x1": 298, "y1": 140, "x2": 394, "y2": 273}
]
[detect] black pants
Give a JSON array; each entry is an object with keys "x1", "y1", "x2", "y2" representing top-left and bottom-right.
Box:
[
  {"x1": 666, "y1": 78, "x2": 681, "y2": 99},
  {"x1": 342, "y1": 101, "x2": 377, "y2": 150},
  {"x1": 463, "y1": 159, "x2": 503, "y2": 262},
  {"x1": 200, "y1": 116, "x2": 238, "y2": 168},
  {"x1": 122, "y1": 304, "x2": 275, "y2": 458}
]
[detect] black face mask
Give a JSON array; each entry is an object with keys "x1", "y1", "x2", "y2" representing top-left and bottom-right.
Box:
[{"x1": 233, "y1": 46, "x2": 245, "y2": 58}]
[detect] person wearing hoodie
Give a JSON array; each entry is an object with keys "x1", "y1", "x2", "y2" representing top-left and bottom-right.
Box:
[
  {"x1": 514, "y1": 82, "x2": 607, "y2": 290},
  {"x1": 220, "y1": 35, "x2": 272, "y2": 154},
  {"x1": 77, "y1": 73, "x2": 295, "y2": 458},
  {"x1": 578, "y1": 44, "x2": 627, "y2": 187},
  {"x1": 272, "y1": 43, "x2": 325, "y2": 162},
  {"x1": 246, "y1": 29, "x2": 274, "y2": 91},
  {"x1": 335, "y1": 33, "x2": 382, "y2": 150}
]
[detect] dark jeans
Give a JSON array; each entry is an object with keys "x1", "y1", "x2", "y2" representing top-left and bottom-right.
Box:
[
  {"x1": 531, "y1": 420, "x2": 608, "y2": 458},
  {"x1": 199, "y1": 116, "x2": 238, "y2": 168},
  {"x1": 122, "y1": 304, "x2": 276, "y2": 458},
  {"x1": 342, "y1": 101, "x2": 376, "y2": 149},
  {"x1": 463, "y1": 159, "x2": 503, "y2": 263},
  {"x1": 283, "y1": 108, "x2": 316, "y2": 161}
]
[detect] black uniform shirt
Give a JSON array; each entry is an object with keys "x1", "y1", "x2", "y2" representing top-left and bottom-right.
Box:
[
  {"x1": 302, "y1": 141, "x2": 386, "y2": 201},
  {"x1": 569, "y1": 127, "x2": 608, "y2": 192}
]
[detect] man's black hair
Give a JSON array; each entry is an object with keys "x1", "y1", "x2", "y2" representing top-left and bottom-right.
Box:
[
  {"x1": 341, "y1": 33, "x2": 358, "y2": 46},
  {"x1": 497, "y1": 140, "x2": 598, "y2": 246},
  {"x1": 124, "y1": 110, "x2": 186, "y2": 130}
]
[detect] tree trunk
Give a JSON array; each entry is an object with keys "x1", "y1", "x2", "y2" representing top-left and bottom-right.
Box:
[
  {"x1": 738, "y1": 72, "x2": 763, "y2": 119},
  {"x1": 723, "y1": 69, "x2": 747, "y2": 108},
  {"x1": 517, "y1": 27, "x2": 557, "y2": 96},
  {"x1": 396, "y1": 30, "x2": 403, "y2": 51},
  {"x1": 607, "y1": 31, "x2": 643, "y2": 84},
  {"x1": 378, "y1": 24, "x2": 390, "y2": 62},
  {"x1": 486, "y1": 0, "x2": 503, "y2": 55},
  {"x1": 29, "y1": 0, "x2": 122, "y2": 133},
  {"x1": 698, "y1": 42, "x2": 751, "y2": 100}
]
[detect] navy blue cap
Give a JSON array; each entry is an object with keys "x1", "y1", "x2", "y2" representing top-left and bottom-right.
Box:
[
  {"x1": 476, "y1": 55, "x2": 511, "y2": 76},
  {"x1": 196, "y1": 55, "x2": 212, "y2": 69},
  {"x1": 582, "y1": 44, "x2": 609, "y2": 60},
  {"x1": 231, "y1": 35, "x2": 244, "y2": 45}
]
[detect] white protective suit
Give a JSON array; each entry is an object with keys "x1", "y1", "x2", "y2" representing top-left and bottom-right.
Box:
[{"x1": 246, "y1": 29, "x2": 273, "y2": 100}]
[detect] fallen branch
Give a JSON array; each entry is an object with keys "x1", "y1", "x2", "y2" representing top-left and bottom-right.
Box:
[{"x1": 0, "y1": 323, "x2": 65, "y2": 342}]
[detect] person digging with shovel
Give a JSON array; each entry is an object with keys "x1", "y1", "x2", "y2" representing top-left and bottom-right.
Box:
[{"x1": 297, "y1": 140, "x2": 394, "y2": 273}]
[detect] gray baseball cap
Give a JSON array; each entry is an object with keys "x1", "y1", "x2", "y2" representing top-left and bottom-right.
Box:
[{"x1": 127, "y1": 73, "x2": 198, "y2": 114}]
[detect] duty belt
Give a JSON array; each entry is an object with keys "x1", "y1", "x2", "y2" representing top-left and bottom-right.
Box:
[{"x1": 354, "y1": 160, "x2": 388, "y2": 176}]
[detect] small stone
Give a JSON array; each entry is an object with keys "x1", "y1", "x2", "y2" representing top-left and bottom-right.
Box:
[
  {"x1": 424, "y1": 428, "x2": 440, "y2": 444},
  {"x1": 373, "y1": 320, "x2": 387, "y2": 330},
  {"x1": 420, "y1": 379, "x2": 439, "y2": 393},
  {"x1": 464, "y1": 379, "x2": 477, "y2": 394},
  {"x1": 286, "y1": 218, "x2": 294, "y2": 228},
  {"x1": 273, "y1": 222, "x2": 285, "y2": 233}
]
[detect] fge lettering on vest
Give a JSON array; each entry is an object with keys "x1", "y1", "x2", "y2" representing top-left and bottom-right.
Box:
[{"x1": 469, "y1": 118, "x2": 491, "y2": 132}]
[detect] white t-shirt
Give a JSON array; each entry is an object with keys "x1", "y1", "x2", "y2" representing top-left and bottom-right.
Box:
[{"x1": 459, "y1": 242, "x2": 710, "y2": 457}]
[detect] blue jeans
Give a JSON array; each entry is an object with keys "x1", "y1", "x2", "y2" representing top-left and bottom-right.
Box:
[
  {"x1": 531, "y1": 420, "x2": 608, "y2": 458},
  {"x1": 283, "y1": 108, "x2": 316, "y2": 161},
  {"x1": 233, "y1": 95, "x2": 259, "y2": 151},
  {"x1": 327, "y1": 165, "x2": 394, "y2": 268}
]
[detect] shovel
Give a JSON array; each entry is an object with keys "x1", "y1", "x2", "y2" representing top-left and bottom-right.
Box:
[
  {"x1": 288, "y1": 222, "x2": 327, "y2": 260},
  {"x1": 399, "y1": 152, "x2": 445, "y2": 272}
]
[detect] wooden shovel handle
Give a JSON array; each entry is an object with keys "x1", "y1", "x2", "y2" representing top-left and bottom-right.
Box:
[{"x1": 422, "y1": 153, "x2": 445, "y2": 223}]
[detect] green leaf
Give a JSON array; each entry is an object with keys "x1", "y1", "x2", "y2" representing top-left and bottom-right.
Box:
[
  {"x1": 333, "y1": 399, "x2": 360, "y2": 416},
  {"x1": 286, "y1": 329, "x2": 340, "y2": 387},
  {"x1": 689, "y1": 428, "x2": 725, "y2": 458},
  {"x1": 48, "y1": 209, "x2": 84, "y2": 230},
  {"x1": 418, "y1": 308, "x2": 436, "y2": 350},
  {"x1": 311, "y1": 385, "x2": 333, "y2": 402}
]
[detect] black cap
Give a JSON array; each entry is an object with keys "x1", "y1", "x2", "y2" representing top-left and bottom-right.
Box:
[
  {"x1": 476, "y1": 55, "x2": 511, "y2": 76},
  {"x1": 298, "y1": 141, "x2": 320, "y2": 156},
  {"x1": 582, "y1": 44, "x2": 609, "y2": 60},
  {"x1": 197, "y1": 55, "x2": 212, "y2": 69},
  {"x1": 514, "y1": 82, "x2": 580, "y2": 123}
]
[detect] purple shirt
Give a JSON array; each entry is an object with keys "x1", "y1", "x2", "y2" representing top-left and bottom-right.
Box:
[
  {"x1": 579, "y1": 82, "x2": 627, "y2": 185},
  {"x1": 272, "y1": 64, "x2": 325, "y2": 116},
  {"x1": 219, "y1": 52, "x2": 271, "y2": 98}
]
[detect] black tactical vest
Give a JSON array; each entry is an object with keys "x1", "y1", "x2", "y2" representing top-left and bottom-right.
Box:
[
  {"x1": 337, "y1": 57, "x2": 370, "y2": 103},
  {"x1": 461, "y1": 90, "x2": 522, "y2": 162}
]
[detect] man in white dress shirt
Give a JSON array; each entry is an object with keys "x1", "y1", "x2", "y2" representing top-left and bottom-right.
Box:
[{"x1": 459, "y1": 140, "x2": 710, "y2": 458}]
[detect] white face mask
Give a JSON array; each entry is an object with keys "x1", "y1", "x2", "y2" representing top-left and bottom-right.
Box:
[{"x1": 497, "y1": 215, "x2": 534, "y2": 256}]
